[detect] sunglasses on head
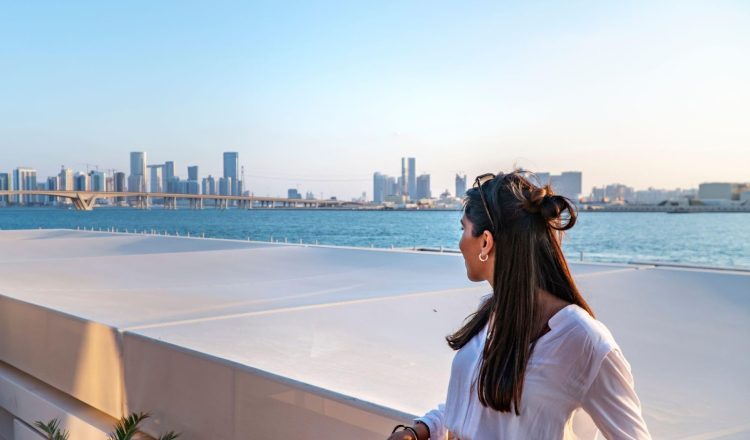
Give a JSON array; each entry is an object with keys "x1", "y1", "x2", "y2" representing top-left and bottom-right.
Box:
[{"x1": 473, "y1": 173, "x2": 497, "y2": 230}]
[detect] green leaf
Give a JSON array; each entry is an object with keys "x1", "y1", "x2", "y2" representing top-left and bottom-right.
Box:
[
  {"x1": 33, "y1": 419, "x2": 69, "y2": 440},
  {"x1": 107, "y1": 412, "x2": 150, "y2": 440}
]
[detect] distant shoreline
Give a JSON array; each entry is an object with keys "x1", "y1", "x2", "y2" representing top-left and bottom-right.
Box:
[{"x1": 1, "y1": 205, "x2": 749, "y2": 213}]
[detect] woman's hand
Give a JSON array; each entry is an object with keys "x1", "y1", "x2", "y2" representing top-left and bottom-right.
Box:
[{"x1": 387, "y1": 430, "x2": 418, "y2": 440}]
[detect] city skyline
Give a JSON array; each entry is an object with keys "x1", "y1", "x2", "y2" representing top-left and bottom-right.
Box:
[
  {"x1": 3, "y1": 150, "x2": 741, "y2": 202},
  {"x1": 2, "y1": 2, "x2": 749, "y2": 198}
]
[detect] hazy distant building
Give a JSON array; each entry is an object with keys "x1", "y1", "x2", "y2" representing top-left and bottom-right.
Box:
[
  {"x1": 305, "y1": 191, "x2": 315, "y2": 200},
  {"x1": 114, "y1": 172, "x2": 126, "y2": 204},
  {"x1": 553, "y1": 172, "x2": 582, "y2": 202},
  {"x1": 698, "y1": 183, "x2": 731, "y2": 201},
  {"x1": 46, "y1": 176, "x2": 58, "y2": 204},
  {"x1": 13, "y1": 167, "x2": 37, "y2": 205},
  {"x1": 163, "y1": 161, "x2": 175, "y2": 193},
  {"x1": 219, "y1": 177, "x2": 232, "y2": 197},
  {"x1": 186, "y1": 166, "x2": 200, "y2": 194},
  {"x1": 0, "y1": 172, "x2": 10, "y2": 204},
  {"x1": 128, "y1": 152, "x2": 147, "y2": 193},
  {"x1": 58, "y1": 167, "x2": 74, "y2": 192},
  {"x1": 202, "y1": 175, "x2": 216, "y2": 195},
  {"x1": 401, "y1": 157, "x2": 416, "y2": 201},
  {"x1": 288, "y1": 188, "x2": 302, "y2": 199},
  {"x1": 698, "y1": 182, "x2": 750, "y2": 203},
  {"x1": 90, "y1": 171, "x2": 106, "y2": 192},
  {"x1": 416, "y1": 174, "x2": 431, "y2": 199},
  {"x1": 455, "y1": 174, "x2": 467, "y2": 198},
  {"x1": 223, "y1": 152, "x2": 239, "y2": 196},
  {"x1": 74, "y1": 172, "x2": 89, "y2": 192},
  {"x1": 373, "y1": 172, "x2": 386, "y2": 203},
  {"x1": 373, "y1": 172, "x2": 402, "y2": 203},
  {"x1": 148, "y1": 165, "x2": 164, "y2": 193},
  {"x1": 536, "y1": 171, "x2": 582, "y2": 202}
]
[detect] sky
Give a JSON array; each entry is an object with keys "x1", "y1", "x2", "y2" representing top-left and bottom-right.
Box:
[{"x1": 1, "y1": 0, "x2": 748, "y2": 199}]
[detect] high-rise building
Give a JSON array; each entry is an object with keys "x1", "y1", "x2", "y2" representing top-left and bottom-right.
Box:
[
  {"x1": 46, "y1": 176, "x2": 59, "y2": 204},
  {"x1": 400, "y1": 157, "x2": 416, "y2": 200},
  {"x1": 202, "y1": 175, "x2": 216, "y2": 195},
  {"x1": 288, "y1": 188, "x2": 302, "y2": 199},
  {"x1": 551, "y1": 172, "x2": 583, "y2": 202},
  {"x1": 219, "y1": 177, "x2": 232, "y2": 197},
  {"x1": 408, "y1": 158, "x2": 416, "y2": 200},
  {"x1": 536, "y1": 171, "x2": 582, "y2": 202},
  {"x1": 186, "y1": 166, "x2": 200, "y2": 194},
  {"x1": 114, "y1": 172, "x2": 126, "y2": 204},
  {"x1": 90, "y1": 171, "x2": 106, "y2": 192},
  {"x1": 163, "y1": 161, "x2": 175, "y2": 192},
  {"x1": 187, "y1": 166, "x2": 198, "y2": 181},
  {"x1": 223, "y1": 152, "x2": 239, "y2": 196},
  {"x1": 0, "y1": 172, "x2": 10, "y2": 205},
  {"x1": 129, "y1": 152, "x2": 147, "y2": 193},
  {"x1": 58, "y1": 167, "x2": 74, "y2": 191},
  {"x1": 147, "y1": 165, "x2": 163, "y2": 193},
  {"x1": 74, "y1": 172, "x2": 89, "y2": 191},
  {"x1": 416, "y1": 174, "x2": 431, "y2": 199},
  {"x1": 13, "y1": 167, "x2": 37, "y2": 205},
  {"x1": 455, "y1": 174, "x2": 467, "y2": 198},
  {"x1": 373, "y1": 172, "x2": 386, "y2": 203}
]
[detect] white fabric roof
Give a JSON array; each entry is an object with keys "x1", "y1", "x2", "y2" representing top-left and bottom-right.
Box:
[{"x1": 0, "y1": 229, "x2": 748, "y2": 439}]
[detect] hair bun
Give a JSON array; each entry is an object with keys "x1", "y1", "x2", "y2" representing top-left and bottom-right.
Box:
[
  {"x1": 540, "y1": 194, "x2": 564, "y2": 221},
  {"x1": 523, "y1": 186, "x2": 547, "y2": 214}
]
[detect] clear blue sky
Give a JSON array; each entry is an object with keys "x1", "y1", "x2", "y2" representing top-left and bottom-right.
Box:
[{"x1": 1, "y1": 1, "x2": 748, "y2": 199}]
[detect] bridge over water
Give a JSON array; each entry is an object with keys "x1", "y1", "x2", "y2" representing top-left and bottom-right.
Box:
[{"x1": 0, "y1": 190, "x2": 365, "y2": 211}]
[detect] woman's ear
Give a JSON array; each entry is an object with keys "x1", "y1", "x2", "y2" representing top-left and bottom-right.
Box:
[{"x1": 482, "y1": 230, "x2": 494, "y2": 253}]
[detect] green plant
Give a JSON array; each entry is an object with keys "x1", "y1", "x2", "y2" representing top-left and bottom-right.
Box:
[
  {"x1": 36, "y1": 412, "x2": 179, "y2": 440},
  {"x1": 107, "y1": 412, "x2": 180, "y2": 440},
  {"x1": 33, "y1": 418, "x2": 70, "y2": 440}
]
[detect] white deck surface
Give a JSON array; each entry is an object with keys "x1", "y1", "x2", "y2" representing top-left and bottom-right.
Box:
[{"x1": 0, "y1": 229, "x2": 748, "y2": 439}]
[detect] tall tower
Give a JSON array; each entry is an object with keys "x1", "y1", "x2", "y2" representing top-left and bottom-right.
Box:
[
  {"x1": 129, "y1": 152, "x2": 147, "y2": 192},
  {"x1": 408, "y1": 157, "x2": 416, "y2": 201},
  {"x1": 223, "y1": 152, "x2": 239, "y2": 196}
]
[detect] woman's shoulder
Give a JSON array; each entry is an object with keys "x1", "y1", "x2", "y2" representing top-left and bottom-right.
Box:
[{"x1": 553, "y1": 304, "x2": 620, "y2": 356}]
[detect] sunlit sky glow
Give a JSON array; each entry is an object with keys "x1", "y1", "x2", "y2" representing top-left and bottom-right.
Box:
[{"x1": 1, "y1": 1, "x2": 748, "y2": 199}]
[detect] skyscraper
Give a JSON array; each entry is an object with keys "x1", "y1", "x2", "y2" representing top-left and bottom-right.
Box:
[
  {"x1": 90, "y1": 171, "x2": 106, "y2": 192},
  {"x1": 0, "y1": 172, "x2": 10, "y2": 204},
  {"x1": 408, "y1": 158, "x2": 416, "y2": 201},
  {"x1": 455, "y1": 174, "x2": 467, "y2": 198},
  {"x1": 58, "y1": 167, "x2": 73, "y2": 191},
  {"x1": 187, "y1": 166, "x2": 200, "y2": 194},
  {"x1": 401, "y1": 157, "x2": 416, "y2": 201},
  {"x1": 164, "y1": 161, "x2": 175, "y2": 193},
  {"x1": 373, "y1": 172, "x2": 386, "y2": 203},
  {"x1": 416, "y1": 174, "x2": 431, "y2": 199},
  {"x1": 128, "y1": 152, "x2": 147, "y2": 193},
  {"x1": 202, "y1": 175, "x2": 216, "y2": 195},
  {"x1": 13, "y1": 167, "x2": 37, "y2": 205},
  {"x1": 114, "y1": 172, "x2": 126, "y2": 204},
  {"x1": 147, "y1": 165, "x2": 163, "y2": 193},
  {"x1": 223, "y1": 152, "x2": 239, "y2": 196},
  {"x1": 551, "y1": 171, "x2": 583, "y2": 202}
]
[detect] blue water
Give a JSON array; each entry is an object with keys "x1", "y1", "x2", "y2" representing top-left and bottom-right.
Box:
[{"x1": 1, "y1": 207, "x2": 748, "y2": 269}]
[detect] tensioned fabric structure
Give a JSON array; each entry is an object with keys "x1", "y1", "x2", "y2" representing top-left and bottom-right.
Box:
[{"x1": 0, "y1": 229, "x2": 747, "y2": 439}]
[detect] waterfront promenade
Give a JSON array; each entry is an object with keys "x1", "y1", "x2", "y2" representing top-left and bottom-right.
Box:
[{"x1": 0, "y1": 229, "x2": 748, "y2": 439}]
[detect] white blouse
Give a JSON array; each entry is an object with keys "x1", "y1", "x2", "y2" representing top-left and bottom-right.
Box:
[{"x1": 416, "y1": 303, "x2": 651, "y2": 440}]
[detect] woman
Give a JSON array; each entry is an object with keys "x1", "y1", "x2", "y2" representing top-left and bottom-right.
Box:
[{"x1": 389, "y1": 170, "x2": 650, "y2": 440}]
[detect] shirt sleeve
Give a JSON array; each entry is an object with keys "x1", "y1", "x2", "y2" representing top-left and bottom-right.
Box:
[
  {"x1": 414, "y1": 402, "x2": 446, "y2": 440},
  {"x1": 581, "y1": 348, "x2": 652, "y2": 440}
]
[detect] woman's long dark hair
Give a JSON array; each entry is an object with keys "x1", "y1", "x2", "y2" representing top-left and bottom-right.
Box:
[{"x1": 446, "y1": 169, "x2": 594, "y2": 415}]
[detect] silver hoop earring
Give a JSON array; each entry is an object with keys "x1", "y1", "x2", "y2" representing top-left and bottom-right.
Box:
[{"x1": 479, "y1": 253, "x2": 488, "y2": 262}]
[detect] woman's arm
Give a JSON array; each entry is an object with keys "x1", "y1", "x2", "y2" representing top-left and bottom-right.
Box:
[
  {"x1": 387, "y1": 403, "x2": 445, "y2": 440},
  {"x1": 581, "y1": 348, "x2": 651, "y2": 439}
]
